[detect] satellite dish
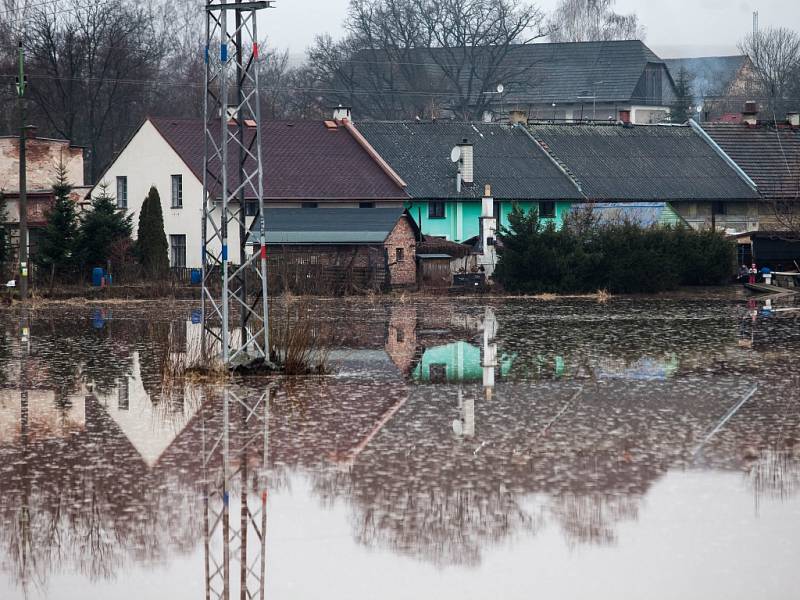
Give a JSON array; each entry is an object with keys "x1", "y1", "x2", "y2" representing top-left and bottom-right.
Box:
[
  {"x1": 496, "y1": 83, "x2": 504, "y2": 94},
  {"x1": 450, "y1": 146, "x2": 461, "y2": 162}
]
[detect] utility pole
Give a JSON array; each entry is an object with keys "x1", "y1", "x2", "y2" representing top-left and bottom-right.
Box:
[
  {"x1": 16, "y1": 40, "x2": 29, "y2": 301},
  {"x1": 202, "y1": 0, "x2": 274, "y2": 368}
]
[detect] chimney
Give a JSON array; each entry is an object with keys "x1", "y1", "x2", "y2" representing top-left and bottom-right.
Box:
[
  {"x1": 618, "y1": 109, "x2": 631, "y2": 124},
  {"x1": 481, "y1": 184, "x2": 493, "y2": 218},
  {"x1": 333, "y1": 104, "x2": 351, "y2": 122},
  {"x1": 24, "y1": 125, "x2": 37, "y2": 139},
  {"x1": 508, "y1": 109, "x2": 528, "y2": 125},
  {"x1": 743, "y1": 101, "x2": 758, "y2": 125},
  {"x1": 457, "y1": 138, "x2": 473, "y2": 185},
  {"x1": 225, "y1": 105, "x2": 239, "y2": 122},
  {"x1": 787, "y1": 112, "x2": 800, "y2": 127}
]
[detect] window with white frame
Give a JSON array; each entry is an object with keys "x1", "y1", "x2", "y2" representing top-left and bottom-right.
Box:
[
  {"x1": 171, "y1": 174, "x2": 183, "y2": 208},
  {"x1": 170, "y1": 234, "x2": 186, "y2": 268},
  {"x1": 116, "y1": 176, "x2": 127, "y2": 209}
]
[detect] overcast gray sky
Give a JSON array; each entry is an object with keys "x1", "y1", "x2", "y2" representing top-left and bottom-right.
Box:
[{"x1": 265, "y1": 0, "x2": 800, "y2": 61}]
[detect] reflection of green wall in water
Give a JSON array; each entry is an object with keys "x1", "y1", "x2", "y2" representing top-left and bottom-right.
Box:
[{"x1": 412, "y1": 341, "x2": 513, "y2": 382}]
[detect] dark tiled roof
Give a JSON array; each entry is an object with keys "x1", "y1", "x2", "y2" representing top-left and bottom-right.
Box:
[
  {"x1": 355, "y1": 121, "x2": 583, "y2": 200},
  {"x1": 247, "y1": 207, "x2": 414, "y2": 244},
  {"x1": 528, "y1": 123, "x2": 760, "y2": 201},
  {"x1": 149, "y1": 117, "x2": 408, "y2": 201},
  {"x1": 352, "y1": 40, "x2": 670, "y2": 105},
  {"x1": 664, "y1": 56, "x2": 749, "y2": 98},
  {"x1": 701, "y1": 123, "x2": 800, "y2": 201}
]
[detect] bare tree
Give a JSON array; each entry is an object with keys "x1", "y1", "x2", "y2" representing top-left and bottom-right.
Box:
[
  {"x1": 307, "y1": 0, "x2": 548, "y2": 121},
  {"x1": 739, "y1": 27, "x2": 800, "y2": 117},
  {"x1": 547, "y1": 0, "x2": 643, "y2": 43}
]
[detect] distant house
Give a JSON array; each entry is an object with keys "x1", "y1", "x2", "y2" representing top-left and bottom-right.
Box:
[
  {"x1": 246, "y1": 207, "x2": 419, "y2": 290},
  {"x1": 89, "y1": 116, "x2": 409, "y2": 269},
  {"x1": 344, "y1": 40, "x2": 676, "y2": 124},
  {"x1": 0, "y1": 132, "x2": 89, "y2": 263},
  {"x1": 355, "y1": 121, "x2": 584, "y2": 243},
  {"x1": 664, "y1": 56, "x2": 757, "y2": 122},
  {"x1": 701, "y1": 112, "x2": 800, "y2": 229},
  {"x1": 527, "y1": 121, "x2": 761, "y2": 232}
]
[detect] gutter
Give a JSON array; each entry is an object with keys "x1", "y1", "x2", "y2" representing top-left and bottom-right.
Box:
[
  {"x1": 689, "y1": 119, "x2": 759, "y2": 192},
  {"x1": 515, "y1": 123, "x2": 586, "y2": 199},
  {"x1": 341, "y1": 119, "x2": 408, "y2": 189}
]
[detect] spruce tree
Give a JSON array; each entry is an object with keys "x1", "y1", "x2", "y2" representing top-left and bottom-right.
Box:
[
  {"x1": 37, "y1": 161, "x2": 79, "y2": 286},
  {"x1": 671, "y1": 66, "x2": 694, "y2": 124},
  {"x1": 136, "y1": 186, "x2": 169, "y2": 278},
  {"x1": 77, "y1": 182, "x2": 133, "y2": 270}
]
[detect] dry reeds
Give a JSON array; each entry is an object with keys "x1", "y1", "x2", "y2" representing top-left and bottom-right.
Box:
[{"x1": 269, "y1": 298, "x2": 331, "y2": 375}]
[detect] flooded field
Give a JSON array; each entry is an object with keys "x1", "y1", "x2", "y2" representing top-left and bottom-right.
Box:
[{"x1": 1, "y1": 294, "x2": 799, "y2": 599}]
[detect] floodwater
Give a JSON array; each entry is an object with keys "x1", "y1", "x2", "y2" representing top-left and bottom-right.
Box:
[{"x1": 1, "y1": 294, "x2": 799, "y2": 599}]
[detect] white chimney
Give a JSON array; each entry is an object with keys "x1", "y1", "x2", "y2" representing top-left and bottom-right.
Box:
[
  {"x1": 788, "y1": 112, "x2": 800, "y2": 127},
  {"x1": 458, "y1": 139, "x2": 473, "y2": 185},
  {"x1": 225, "y1": 105, "x2": 239, "y2": 121},
  {"x1": 333, "y1": 105, "x2": 351, "y2": 121},
  {"x1": 478, "y1": 184, "x2": 497, "y2": 279}
]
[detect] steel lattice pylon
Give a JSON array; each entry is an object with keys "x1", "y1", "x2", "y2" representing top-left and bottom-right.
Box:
[
  {"x1": 203, "y1": 386, "x2": 272, "y2": 600},
  {"x1": 202, "y1": 1, "x2": 274, "y2": 367}
]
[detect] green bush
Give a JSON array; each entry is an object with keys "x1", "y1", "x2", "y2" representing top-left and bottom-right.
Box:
[{"x1": 495, "y1": 204, "x2": 735, "y2": 293}]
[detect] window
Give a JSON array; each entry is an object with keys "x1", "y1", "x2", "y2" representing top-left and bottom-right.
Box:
[
  {"x1": 396, "y1": 247, "x2": 404, "y2": 262},
  {"x1": 245, "y1": 201, "x2": 258, "y2": 216},
  {"x1": 301, "y1": 202, "x2": 318, "y2": 209},
  {"x1": 539, "y1": 201, "x2": 556, "y2": 219},
  {"x1": 429, "y1": 201, "x2": 445, "y2": 219},
  {"x1": 171, "y1": 175, "x2": 183, "y2": 208},
  {"x1": 116, "y1": 176, "x2": 127, "y2": 209},
  {"x1": 170, "y1": 234, "x2": 186, "y2": 268},
  {"x1": 359, "y1": 202, "x2": 375, "y2": 209}
]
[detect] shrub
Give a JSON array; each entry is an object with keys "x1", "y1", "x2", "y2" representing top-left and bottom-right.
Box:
[{"x1": 496, "y1": 205, "x2": 735, "y2": 293}]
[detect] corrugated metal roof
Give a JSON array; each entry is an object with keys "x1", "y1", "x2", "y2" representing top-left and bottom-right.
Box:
[
  {"x1": 355, "y1": 121, "x2": 583, "y2": 201},
  {"x1": 148, "y1": 118, "x2": 409, "y2": 201},
  {"x1": 246, "y1": 207, "x2": 410, "y2": 244},
  {"x1": 701, "y1": 123, "x2": 800, "y2": 201},
  {"x1": 528, "y1": 123, "x2": 760, "y2": 201},
  {"x1": 587, "y1": 202, "x2": 685, "y2": 227}
]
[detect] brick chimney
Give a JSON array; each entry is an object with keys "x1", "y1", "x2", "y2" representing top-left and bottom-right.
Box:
[
  {"x1": 333, "y1": 105, "x2": 351, "y2": 122},
  {"x1": 619, "y1": 109, "x2": 631, "y2": 124},
  {"x1": 787, "y1": 112, "x2": 800, "y2": 127},
  {"x1": 742, "y1": 101, "x2": 758, "y2": 126},
  {"x1": 508, "y1": 109, "x2": 528, "y2": 125},
  {"x1": 457, "y1": 138, "x2": 473, "y2": 185}
]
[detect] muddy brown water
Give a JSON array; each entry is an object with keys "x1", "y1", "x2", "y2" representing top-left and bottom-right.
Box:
[{"x1": 1, "y1": 296, "x2": 799, "y2": 599}]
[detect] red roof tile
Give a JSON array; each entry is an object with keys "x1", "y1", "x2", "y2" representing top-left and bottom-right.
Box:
[{"x1": 149, "y1": 117, "x2": 409, "y2": 201}]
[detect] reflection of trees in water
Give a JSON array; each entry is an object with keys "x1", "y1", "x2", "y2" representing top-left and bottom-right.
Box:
[
  {"x1": 550, "y1": 493, "x2": 640, "y2": 548},
  {"x1": 746, "y1": 447, "x2": 800, "y2": 508}
]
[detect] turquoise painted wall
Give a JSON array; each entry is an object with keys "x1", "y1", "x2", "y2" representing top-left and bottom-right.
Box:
[
  {"x1": 411, "y1": 341, "x2": 515, "y2": 383},
  {"x1": 406, "y1": 200, "x2": 573, "y2": 242}
]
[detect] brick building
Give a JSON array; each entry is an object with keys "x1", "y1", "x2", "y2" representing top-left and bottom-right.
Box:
[
  {"x1": 0, "y1": 132, "x2": 89, "y2": 264},
  {"x1": 247, "y1": 208, "x2": 419, "y2": 292}
]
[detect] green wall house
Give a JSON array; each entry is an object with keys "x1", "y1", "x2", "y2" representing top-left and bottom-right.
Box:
[{"x1": 356, "y1": 121, "x2": 585, "y2": 243}]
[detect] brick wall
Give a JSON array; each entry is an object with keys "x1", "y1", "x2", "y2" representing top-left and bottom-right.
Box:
[
  {"x1": 384, "y1": 305, "x2": 417, "y2": 375},
  {"x1": 0, "y1": 138, "x2": 84, "y2": 193},
  {"x1": 384, "y1": 216, "x2": 417, "y2": 287}
]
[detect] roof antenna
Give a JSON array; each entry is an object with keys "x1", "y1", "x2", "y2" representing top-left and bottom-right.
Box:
[{"x1": 753, "y1": 10, "x2": 758, "y2": 36}]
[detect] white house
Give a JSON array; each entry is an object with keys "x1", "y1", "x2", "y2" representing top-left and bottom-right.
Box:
[{"x1": 89, "y1": 116, "x2": 409, "y2": 269}]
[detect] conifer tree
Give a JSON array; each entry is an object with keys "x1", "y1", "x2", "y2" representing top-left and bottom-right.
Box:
[
  {"x1": 37, "y1": 161, "x2": 79, "y2": 287},
  {"x1": 77, "y1": 182, "x2": 133, "y2": 270},
  {"x1": 671, "y1": 66, "x2": 694, "y2": 123},
  {"x1": 136, "y1": 186, "x2": 169, "y2": 278}
]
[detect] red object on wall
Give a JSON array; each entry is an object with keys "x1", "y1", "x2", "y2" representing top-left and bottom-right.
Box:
[{"x1": 619, "y1": 110, "x2": 631, "y2": 124}]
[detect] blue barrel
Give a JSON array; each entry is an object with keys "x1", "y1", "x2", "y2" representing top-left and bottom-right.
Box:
[
  {"x1": 91, "y1": 267, "x2": 104, "y2": 287},
  {"x1": 190, "y1": 268, "x2": 202, "y2": 285}
]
